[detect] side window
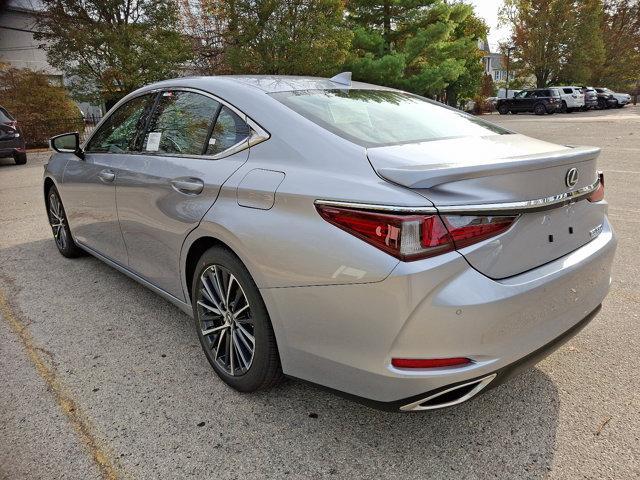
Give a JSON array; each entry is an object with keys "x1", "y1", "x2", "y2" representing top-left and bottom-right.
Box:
[
  {"x1": 563, "y1": 88, "x2": 573, "y2": 94},
  {"x1": 206, "y1": 106, "x2": 251, "y2": 156},
  {"x1": 86, "y1": 95, "x2": 153, "y2": 153},
  {"x1": 143, "y1": 91, "x2": 220, "y2": 155}
]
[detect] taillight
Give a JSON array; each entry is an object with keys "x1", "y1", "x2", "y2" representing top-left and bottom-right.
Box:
[
  {"x1": 588, "y1": 171, "x2": 605, "y2": 202},
  {"x1": 316, "y1": 205, "x2": 517, "y2": 261},
  {"x1": 392, "y1": 357, "x2": 472, "y2": 369}
]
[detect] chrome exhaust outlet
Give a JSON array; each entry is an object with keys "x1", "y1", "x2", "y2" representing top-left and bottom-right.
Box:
[{"x1": 400, "y1": 374, "x2": 497, "y2": 412}]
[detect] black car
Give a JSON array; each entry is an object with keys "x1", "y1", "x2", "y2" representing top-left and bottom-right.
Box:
[
  {"x1": 497, "y1": 88, "x2": 562, "y2": 115},
  {"x1": 594, "y1": 88, "x2": 619, "y2": 109},
  {"x1": 0, "y1": 106, "x2": 27, "y2": 165}
]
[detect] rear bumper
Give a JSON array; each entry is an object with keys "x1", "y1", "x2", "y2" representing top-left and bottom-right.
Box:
[
  {"x1": 263, "y1": 216, "x2": 616, "y2": 408},
  {"x1": 0, "y1": 138, "x2": 25, "y2": 157}
]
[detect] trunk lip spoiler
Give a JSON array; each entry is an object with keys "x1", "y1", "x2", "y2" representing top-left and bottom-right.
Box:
[
  {"x1": 370, "y1": 145, "x2": 600, "y2": 189},
  {"x1": 315, "y1": 177, "x2": 600, "y2": 216}
]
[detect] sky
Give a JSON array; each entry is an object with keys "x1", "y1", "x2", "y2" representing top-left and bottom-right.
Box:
[{"x1": 468, "y1": 0, "x2": 512, "y2": 51}]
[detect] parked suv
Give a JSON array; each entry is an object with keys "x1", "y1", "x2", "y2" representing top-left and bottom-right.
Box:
[
  {"x1": 580, "y1": 87, "x2": 599, "y2": 110},
  {"x1": 554, "y1": 86, "x2": 585, "y2": 112},
  {"x1": 497, "y1": 88, "x2": 562, "y2": 115},
  {"x1": 0, "y1": 106, "x2": 27, "y2": 165},
  {"x1": 595, "y1": 88, "x2": 631, "y2": 108}
]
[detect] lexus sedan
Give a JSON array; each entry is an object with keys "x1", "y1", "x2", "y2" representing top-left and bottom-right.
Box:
[{"x1": 44, "y1": 75, "x2": 616, "y2": 411}]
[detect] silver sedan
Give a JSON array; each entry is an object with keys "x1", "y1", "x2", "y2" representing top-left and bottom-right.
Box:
[{"x1": 44, "y1": 74, "x2": 616, "y2": 411}]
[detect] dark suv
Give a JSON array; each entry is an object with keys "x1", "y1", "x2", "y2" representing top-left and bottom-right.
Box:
[
  {"x1": 0, "y1": 106, "x2": 27, "y2": 165},
  {"x1": 497, "y1": 88, "x2": 562, "y2": 115}
]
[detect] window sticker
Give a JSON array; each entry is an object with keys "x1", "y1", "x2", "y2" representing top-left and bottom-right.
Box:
[{"x1": 146, "y1": 132, "x2": 161, "y2": 151}]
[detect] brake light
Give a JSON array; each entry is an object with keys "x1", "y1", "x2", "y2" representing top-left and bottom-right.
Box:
[
  {"x1": 588, "y1": 171, "x2": 605, "y2": 202},
  {"x1": 316, "y1": 205, "x2": 517, "y2": 261},
  {"x1": 392, "y1": 357, "x2": 472, "y2": 369}
]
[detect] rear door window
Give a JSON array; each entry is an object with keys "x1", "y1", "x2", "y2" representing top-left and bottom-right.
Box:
[
  {"x1": 86, "y1": 94, "x2": 155, "y2": 153},
  {"x1": 142, "y1": 91, "x2": 221, "y2": 156},
  {"x1": 206, "y1": 106, "x2": 251, "y2": 156}
]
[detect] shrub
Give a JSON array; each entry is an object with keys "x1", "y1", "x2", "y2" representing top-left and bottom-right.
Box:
[{"x1": 0, "y1": 67, "x2": 84, "y2": 147}]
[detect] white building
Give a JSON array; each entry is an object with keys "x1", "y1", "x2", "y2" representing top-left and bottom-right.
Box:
[{"x1": 478, "y1": 38, "x2": 510, "y2": 83}]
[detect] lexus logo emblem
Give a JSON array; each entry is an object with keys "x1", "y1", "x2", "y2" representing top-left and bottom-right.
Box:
[{"x1": 565, "y1": 168, "x2": 579, "y2": 188}]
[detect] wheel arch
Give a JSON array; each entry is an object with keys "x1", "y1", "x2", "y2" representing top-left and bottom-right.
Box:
[
  {"x1": 43, "y1": 176, "x2": 56, "y2": 207},
  {"x1": 181, "y1": 228, "x2": 265, "y2": 305}
]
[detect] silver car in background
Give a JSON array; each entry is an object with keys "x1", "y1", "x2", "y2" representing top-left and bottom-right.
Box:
[{"x1": 44, "y1": 75, "x2": 616, "y2": 411}]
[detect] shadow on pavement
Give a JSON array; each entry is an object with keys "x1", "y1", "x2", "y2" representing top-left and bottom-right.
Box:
[{"x1": 1, "y1": 238, "x2": 560, "y2": 479}]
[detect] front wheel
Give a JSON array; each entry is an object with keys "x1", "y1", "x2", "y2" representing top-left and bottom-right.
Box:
[
  {"x1": 47, "y1": 186, "x2": 83, "y2": 257},
  {"x1": 192, "y1": 247, "x2": 283, "y2": 392},
  {"x1": 534, "y1": 103, "x2": 547, "y2": 115}
]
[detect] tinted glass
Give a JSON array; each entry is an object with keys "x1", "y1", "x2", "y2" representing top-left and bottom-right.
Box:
[
  {"x1": 86, "y1": 95, "x2": 153, "y2": 153},
  {"x1": 0, "y1": 107, "x2": 14, "y2": 123},
  {"x1": 272, "y1": 89, "x2": 508, "y2": 147},
  {"x1": 563, "y1": 88, "x2": 573, "y2": 94},
  {"x1": 206, "y1": 106, "x2": 251, "y2": 155},
  {"x1": 143, "y1": 91, "x2": 220, "y2": 155}
]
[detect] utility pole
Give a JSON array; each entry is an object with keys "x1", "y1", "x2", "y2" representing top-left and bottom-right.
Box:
[{"x1": 505, "y1": 46, "x2": 515, "y2": 99}]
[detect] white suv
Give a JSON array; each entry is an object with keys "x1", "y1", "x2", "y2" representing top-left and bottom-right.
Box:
[{"x1": 555, "y1": 86, "x2": 586, "y2": 112}]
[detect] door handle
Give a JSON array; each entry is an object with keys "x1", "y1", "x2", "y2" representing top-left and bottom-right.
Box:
[
  {"x1": 98, "y1": 169, "x2": 116, "y2": 182},
  {"x1": 170, "y1": 177, "x2": 204, "y2": 195}
]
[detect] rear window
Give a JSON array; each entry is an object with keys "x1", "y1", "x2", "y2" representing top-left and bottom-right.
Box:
[
  {"x1": 563, "y1": 88, "x2": 573, "y2": 94},
  {"x1": 271, "y1": 89, "x2": 508, "y2": 148},
  {"x1": 0, "y1": 107, "x2": 14, "y2": 123}
]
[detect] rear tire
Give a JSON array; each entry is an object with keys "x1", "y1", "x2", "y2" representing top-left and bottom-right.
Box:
[
  {"x1": 561, "y1": 101, "x2": 568, "y2": 113},
  {"x1": 497, "y1": 104, "x2": 509, "y2": 115},
  {"x1": 13, "y1": 152, "x2": 26, "y2": 165},
  {"x1": 191, "y1": 247, "x2": 283, "y2": 392},
  {"x1": 534, "y1": 103, "x2": 547, "y2": 115}
]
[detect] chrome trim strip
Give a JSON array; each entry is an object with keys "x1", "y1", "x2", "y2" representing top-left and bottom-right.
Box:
[
  {"x1": 314, "y1": 200, "x2": 437, "y2": 214},
  {"x1": 437, "y1": 178, "x2": 600, "y2": 214},
  {"x1": 82, "y1": 86, "x2": 270, "y2": 160},
  {"x1": 315, "y1": 177, "x2": 599, "y2": 215},
  {"x1": 400, "y1": 374, "x2": 497, "y2": 411}
]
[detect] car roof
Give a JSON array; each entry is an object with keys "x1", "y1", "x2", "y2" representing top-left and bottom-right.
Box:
[{"x1": 143, "y1": 75, "x2": 392, "y2": 95}]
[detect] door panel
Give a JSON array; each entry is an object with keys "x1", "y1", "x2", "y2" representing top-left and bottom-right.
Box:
[
  {"x1": 116, "y1": 151, "x2": 249, "y2": 299},
  {"x1": 115, "y1": 90, "x2": 253, "y2": 300},
  {"x1": 61, "y1": 154, "x2": 128, "y2": 264}
]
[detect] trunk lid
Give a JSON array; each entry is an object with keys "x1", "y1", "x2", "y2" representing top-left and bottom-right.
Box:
[{"x1": 367, "y1": 134, "x2": 604, "y2": 278}]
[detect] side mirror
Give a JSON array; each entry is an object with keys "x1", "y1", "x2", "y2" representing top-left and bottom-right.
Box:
[{"x1": 50, "y1": 132, "x2": 84, "y2": 159}]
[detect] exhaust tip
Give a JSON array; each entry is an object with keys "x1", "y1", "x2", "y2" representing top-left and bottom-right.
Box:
[{"x1": 400, "y1": 373, "x2": 497, "y2": 411}]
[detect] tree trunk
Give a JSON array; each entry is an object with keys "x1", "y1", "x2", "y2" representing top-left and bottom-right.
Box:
[{"x1": 383, "y1": 1, "x2": 391, "y2": 52}]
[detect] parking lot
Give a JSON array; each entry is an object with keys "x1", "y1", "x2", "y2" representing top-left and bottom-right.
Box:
[{"x1": 1, "y1": 106, "x2": 639, "y2": 480}]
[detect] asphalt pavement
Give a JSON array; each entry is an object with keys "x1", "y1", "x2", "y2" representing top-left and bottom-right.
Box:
[{"x1": 1, "y1": 106, "x2": 639, "y2": 480}]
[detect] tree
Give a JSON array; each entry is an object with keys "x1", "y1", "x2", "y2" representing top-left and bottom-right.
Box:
[
  {"x1": 594, "y1": 0, "x2": 640, "y2": 90},
  {"x1": 558, "y1": 0, "x2": 605, "y2": 85},
  {"x1": 345, "y1": 1, "x2": 484, "y2": 100},
  {"x1": 500, "y1": 0, "x2": 575, "y2": 87},
  {"x1": 215, "y1": 0, "x2": 352, "y2": 76},
  {"x1": 0, "y1": 67, "x2": 83, "y2": 146},
  {"x1": 35, "y1": 0, "x2": 193, "y2": 105}
]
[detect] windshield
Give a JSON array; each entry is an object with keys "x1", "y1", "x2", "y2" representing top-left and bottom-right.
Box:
[{"x1": 271, "y1": 89, "x2": 508, "y2": 147}]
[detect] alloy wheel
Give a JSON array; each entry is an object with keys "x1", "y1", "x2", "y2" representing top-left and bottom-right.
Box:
[
  {"x1": 48, "y1": 192, "x2": 69, "y2": 251},
  {"x1": 196, "y1": 264, "x2": 255, "y2": 376}
]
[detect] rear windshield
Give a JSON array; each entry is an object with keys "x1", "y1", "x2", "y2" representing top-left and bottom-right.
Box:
[
  {"x1": 271, "y1": 89, "x2": 508, "y2": 147},
  {"x1": 0, "y1": 107, "x2": 14, "y2": 123}
]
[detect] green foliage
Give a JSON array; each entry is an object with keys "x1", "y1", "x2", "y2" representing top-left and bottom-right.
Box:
[
  {"x1": 344, "y1": 1, "x2": 486, "y2": 103},
  {"x1": 557, "y1": 0, "x2": 605, "y2": 85},
  {"x1": 500, "y1": 0, "x2": 576, "y2": 88},
  {"x1": 0, "y1": 67, "x2": 83, "y2": 146},
  {"x1": 219, "y1": 0, "x2": 353, "y2": 76},
  {"x1": 594, "y1": 0, "x2": 640, "y2": 90},
  {"x1": 35, "y1": 0, "x2": 192, "y2": 104}
]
